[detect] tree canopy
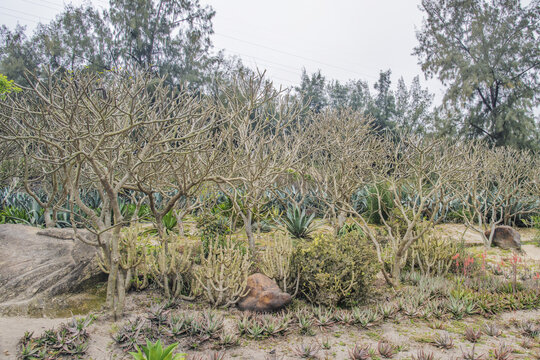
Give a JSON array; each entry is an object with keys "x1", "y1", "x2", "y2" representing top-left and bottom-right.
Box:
[{"x1": 414, "y1": 0, "x2": 540, "y2": 150}]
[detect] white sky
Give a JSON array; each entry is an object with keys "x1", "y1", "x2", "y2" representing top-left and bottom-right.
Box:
[{"x1": 1, "y1": 0, "x2": 452, "y2": 103}]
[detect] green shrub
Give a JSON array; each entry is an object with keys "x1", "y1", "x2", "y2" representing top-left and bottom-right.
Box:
[
  {"x1": 196, "y1": 212, "x2": 231, "y2": 239},
  {"x1": 406, "y1": 233, "x2": 460, "y2": 277},
  {"x1": 292, "y1": 232, "x2": 380, "y2": 307}
]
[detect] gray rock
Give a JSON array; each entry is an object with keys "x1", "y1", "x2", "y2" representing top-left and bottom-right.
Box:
[
  {"x1": 484, "y1": 225, "x2": 522, "y2": 250},
  {"x1": 0, "y1": 224, "x2": 103, "y2": 313}
]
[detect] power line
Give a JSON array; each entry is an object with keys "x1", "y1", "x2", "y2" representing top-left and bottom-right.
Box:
[
  {"x1": 215, "y1": 32, "x2": 378, "y2": 80},
  {"x1": 19, "y1": 0, "x2": 63, "y2": 11},
  {"x1": 0, "y1": 12, "x2": 40, "y2": 24},
  {"x1": 0, "y1": 6, "x2": 46, "y2": 20}
]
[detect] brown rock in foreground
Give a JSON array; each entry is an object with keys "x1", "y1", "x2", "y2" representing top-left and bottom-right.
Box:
[
  {"x1": 484, "y1": 225, "x2": 522, "y2": 250},
  {"x1": 237, "y1": 273, "x2": 292, "y2": 312},
  {"x1": 0, "y1": 224, "x2": 103, "y2": 314}
]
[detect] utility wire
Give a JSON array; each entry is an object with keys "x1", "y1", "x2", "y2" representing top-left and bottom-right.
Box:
[{"x1": 215, "y1": 32, "x2": 378, "y2": 80}]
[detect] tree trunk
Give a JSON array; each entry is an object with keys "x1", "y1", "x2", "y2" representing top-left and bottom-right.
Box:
[
  {"x1": 336, "y1": 210, "x2": 346, "y2": 235},
  {"x1": 43, "y1": 207, "x2": 55, "y2": 228},
  {"x1": 244, "y1": 212, "x2": 255, "y2": 252},
  {"x1": 174, "y1": 210, "x2": 185, "y2": 236}
]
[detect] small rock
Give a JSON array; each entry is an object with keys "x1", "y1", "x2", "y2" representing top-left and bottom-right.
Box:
[
  {"x1": 484, "y1": 225, "x2": 522, "y2": 250},
  {"x1": 237, "y1": 273, "x2": 291, "y2": 312}
]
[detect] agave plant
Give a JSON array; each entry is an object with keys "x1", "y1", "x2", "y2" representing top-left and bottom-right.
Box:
[
  {"x1": 129, "y1": 339, "x2": 186, "y2": 360},
  {"x1": 281, "y1": 205, "x2": 317, "y2": 239}
]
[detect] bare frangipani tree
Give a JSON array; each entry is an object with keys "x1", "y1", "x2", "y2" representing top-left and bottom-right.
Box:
[
  {"x1": 212, "y1": 73, "x2": 305, "y2": 252},
  {"x1": 304, "y1": 109, "x2": 379, "y2": 234},
  {"x1": 354, "y1": 135, "x2": 470, "y2": 284},
  {"x1": 305, "y1": 110, "x2": 469, "y2": 285},
  {"x1": 456, "y1": 145, "x2": 539, "y2": 248},
  {"x1": 0, "y1": 69, "x2": 218, "y2": 318}
]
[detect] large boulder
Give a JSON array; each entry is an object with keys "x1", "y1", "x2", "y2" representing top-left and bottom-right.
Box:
[
  {"x1": 237, "y1": 273, "x2": 292, "y2": 312},
  {"x1": 0, "y1": 224, "x2": 103, "y2": 314},
  {"x1": 484, "y1": 225, "x2": 522, "y2": 250}
]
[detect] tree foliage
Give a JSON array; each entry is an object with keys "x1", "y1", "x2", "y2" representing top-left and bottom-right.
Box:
[
  {"x1": 414, "y1": 0, "x2": 540, "y2": 149},
  {"x1": 0, "y1": 0, "x2": 219, "y2": 90}
]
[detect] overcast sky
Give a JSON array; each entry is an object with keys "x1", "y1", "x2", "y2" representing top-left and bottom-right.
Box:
[{"x1": 1, "y1": 0, "x2": 449, "y2": 101}]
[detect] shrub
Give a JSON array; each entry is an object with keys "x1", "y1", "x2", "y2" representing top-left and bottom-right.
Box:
[
  {"x1": 146, "y1": 234, "x2": 194, "y2": 299},
  {"x1": 407, "y1": 233, "x2": 459, "y2": 277},
  {"x1": 259, "y1": 233, "x2": 298, "y2": 294},
  {"x1": 292, "y1": 232, "x2": 380, "y2": 307},
  {"x1": 196, "y1": 212, "x2": 232, "y2": 257},
  {"x1": 193, "y1": 237, "x2": 251, "y2": 307},
  {"x1": 196, "y1": 212, "x2": 231, "y2": 239}
]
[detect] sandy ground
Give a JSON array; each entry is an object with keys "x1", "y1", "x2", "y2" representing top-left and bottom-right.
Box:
[
  {"x1": 1, "y1": 309, "x2": 539, "y2": 359},
  {"x1": 0, "y1": 317, "x2": 68, "y2": 359}
]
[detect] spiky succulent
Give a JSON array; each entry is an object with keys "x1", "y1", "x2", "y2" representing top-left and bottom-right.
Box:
[
  {"x1": 461, "y1": 344, "x2": 485, "y2": 360},
  {"x1": 293, "y1": 342, "x2": 320, "y2": 359},
  {"x1": 492, "y1": 343, "x2": 513, "y2": 360},
  {"x1": 482, "y1": 323, "x2": 502, "y2": 337},
  {"x1": 377, "y1": 341, "x2": 396, "y2": 359},
  {"x1": 464, "y1": 327, "x2": 482, "y2": 343},
  {"x1": 348, "y1": 344, "x2": 371, "y2": 360},
  {"x1": 432, "y1": 332, "x2": 454, "y2": 349},
  {"x1": 412, "y1": 349, "x2": 437, "y2": 360},
  {"x1": 296, "y1": 310, "x2": 314, "y2": 336},
  {"x1": 281, "y1": 205, "x2": 317, "y2": 239},
  {"x1": 313, "y1": 307, "x2": 335, "y2": 327}
]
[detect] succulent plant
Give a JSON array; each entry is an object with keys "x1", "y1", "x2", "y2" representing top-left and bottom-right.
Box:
[
  {"x1": 431, "y1": 332, "x2": 454, "y2": 349},
  {"x1": 217, "y1": 333, "x2": 239, "y2": 348},
  {"x1": 293, "y1": 342, "x2": 321, "y2": 359},
  {"x1": 313, "y1": 307, "x2": 335, "y2": 327},
  {"x1": 296, "y1": 309, "x2": 315, "y2": 336},
  {"x1": 492, "y1": 343, "x2": 513, "y2": 360},
  {"x1": 482, "y1": 323, "x2": 502, "y2": 337},
  {"x1": 377, "y1": 341, "x2": 397, "y2": 359},
  {"x1": 348, "y1": 343, "x2": 371, "y2": 360},
  {"x1": 412, "y1": 349, "x2": 437, "y2": 360},
  {"x1": 464, "y1": 327, "x2": 483, "y2": 343},
  {"x1": 334, "y1": 310, "x2": 354, "y2": 325},
  {"x1": 461, "y1": 343, "x2": 485, "y2": 360},
  {"x1": 521, "y1": 321, "x2": 540, "y2": 338},
  {"x1": 446, "y1": 297, "x2": 466, "y2": 320},
  {"x1": 281, "y1": 205, "x2": 317, "y2": 239}
]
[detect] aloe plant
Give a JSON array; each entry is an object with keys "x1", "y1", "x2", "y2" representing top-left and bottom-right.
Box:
[
  {"x1": 281, "y1": 205, "x2": 317, "y2": 239},
  {"x1": 130, "y1": 339, "x2": 186, "y2": 360}
]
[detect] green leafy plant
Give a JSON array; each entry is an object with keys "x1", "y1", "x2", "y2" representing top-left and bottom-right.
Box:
[
  {"x1": 281, "y1": 205, "x2": 317, "y2": 239},
  {"x1": 129, "y1": 339, "x2": 186, "y2": 360},
  {"x1": 292, "y1": 232, "x2": 380, "y2": 306}
]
